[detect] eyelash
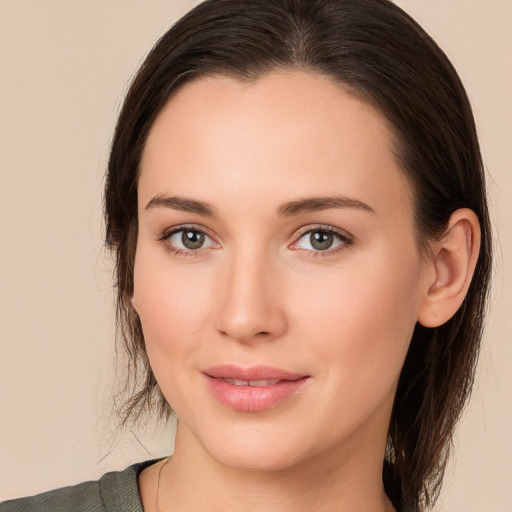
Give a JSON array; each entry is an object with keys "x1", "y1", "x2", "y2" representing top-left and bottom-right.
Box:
[
  {"x1": 158, "y1": 224, "x2": 217, "y2": 258},
  {"x1": 157, "y1": 224, "x2": 354, "y2": 258},
  {"x1": 290, "y1": 224, "x2": 354, "y2": 257}
]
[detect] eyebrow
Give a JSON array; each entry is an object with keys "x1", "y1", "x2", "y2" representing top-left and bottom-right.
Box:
[
  {"x1": 277, "y1": 195, "x2": 375, "y2": 216},
  {"x1": 145, "y1": 195, "x2": 216, "y2": 216},
  {"x1": 145, "y1": 194, "x2": 375, "y2": 217}
]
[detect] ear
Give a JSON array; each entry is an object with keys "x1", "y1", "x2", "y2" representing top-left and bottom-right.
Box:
[
  {"x1": 417, "y1": 208, "x2": 481, "y2": 328},
  {"x1": 131, "y1": 294, "x2": 138, "y2": 313}
]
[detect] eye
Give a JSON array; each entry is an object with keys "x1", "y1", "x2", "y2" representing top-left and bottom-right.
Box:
[
  {"x1": 160, "y1": 226, "x2": 217, "y2": 254},
  {"x1": 291, "y1": 226, "x2": 352, "y2": 254}
]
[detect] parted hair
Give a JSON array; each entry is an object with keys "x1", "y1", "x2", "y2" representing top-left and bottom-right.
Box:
[{"x1": 104, "y1": 1, "x2": 492, "y2": 511}]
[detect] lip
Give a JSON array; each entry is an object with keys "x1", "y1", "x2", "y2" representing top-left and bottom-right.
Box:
[{"x1": 202, "y1": 365, "x2": 310, "y2": 412}]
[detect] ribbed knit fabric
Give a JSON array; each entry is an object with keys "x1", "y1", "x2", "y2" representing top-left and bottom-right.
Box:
[{"x1": 0, "y1": 460, "x2": 160, "y2": 512}]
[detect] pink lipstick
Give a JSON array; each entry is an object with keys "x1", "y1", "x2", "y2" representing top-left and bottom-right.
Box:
[{"x1": 203, "y1": 365, "x2": 310, "y2": 412}]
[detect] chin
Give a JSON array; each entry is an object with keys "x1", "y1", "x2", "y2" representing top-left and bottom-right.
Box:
[
  {"x1": 210, "y1": 443, "x2": 302, "y2": 473},
  {"x1": 193, "y1": 421, "x2": 310, "y2": 473}
]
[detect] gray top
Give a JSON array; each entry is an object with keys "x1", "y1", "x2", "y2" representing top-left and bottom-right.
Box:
[{"x1": 0, "y1": 460, "x2": 159, "y2": 512}]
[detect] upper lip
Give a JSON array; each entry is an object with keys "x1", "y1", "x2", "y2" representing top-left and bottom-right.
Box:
[{"x1": 203, "y1": 365, "x2": 307, "y2": 382}]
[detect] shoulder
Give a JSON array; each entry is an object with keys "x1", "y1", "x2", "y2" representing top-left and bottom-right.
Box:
[
  {"x1": 0, "y1": 460, "x2": 161, "y2": 512},
  {"x1": 0, "y1": 479, "x2": 105, "y2": 512}
]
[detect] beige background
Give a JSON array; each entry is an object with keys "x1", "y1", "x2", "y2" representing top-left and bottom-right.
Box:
[{"x1": 0, "y1": 1, "x2": 510, "y2": 510}]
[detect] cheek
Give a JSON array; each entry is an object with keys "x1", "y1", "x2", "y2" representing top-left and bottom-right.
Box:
[
  {"x1": 293, "y1": 248, "x2": 423, "y2": 390},
  {"x1": 132, "y1": 246, "x2": 214, "y2": 394},
  {"x1": 133, "y1": 241, "x2": 212, "y2": 336}
]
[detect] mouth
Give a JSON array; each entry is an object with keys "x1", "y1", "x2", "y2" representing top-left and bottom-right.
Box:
[
  {"x1": 217, "y1": 378, "x2": 282, "y2": 386},
  {"x1": 202, "y1": 365, "x2": 310, "y2": 412}
]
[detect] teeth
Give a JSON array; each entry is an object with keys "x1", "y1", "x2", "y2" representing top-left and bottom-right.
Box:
[
  {"x1": 222, "y1": 378, "x2": 248, "y2": 386},
  {"x1": 221, "y1": 378, "x2": 280, "y2": 386},
  {"x1": 249, "y1": 379, "x2": 280, "y2": 386}
]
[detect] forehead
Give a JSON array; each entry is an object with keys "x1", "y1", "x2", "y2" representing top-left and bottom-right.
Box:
[{"x1": 139, "y1": 71, "x2": 412, "y2": 219}]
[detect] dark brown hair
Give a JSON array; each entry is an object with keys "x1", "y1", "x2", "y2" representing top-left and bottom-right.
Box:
[{"x1": 104, "y1": 1, "x2": 492, "y2": 510}]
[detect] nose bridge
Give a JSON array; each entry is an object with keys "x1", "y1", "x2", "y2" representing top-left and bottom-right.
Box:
[{"x1": 215, "y1": 242, "x2": 287, "y2": 343}]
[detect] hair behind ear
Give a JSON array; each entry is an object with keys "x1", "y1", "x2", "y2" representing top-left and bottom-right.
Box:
[{"x1": 387, "y1": 210, "x2": 489, "y2": 511}]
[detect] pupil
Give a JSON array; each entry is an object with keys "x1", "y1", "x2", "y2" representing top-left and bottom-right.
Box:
[
  {"x1": 182, "y1": 230, "x2": 205, "y2": 249},
  {"x1": 310, "y1": 231, "x2": 333, "y2": 250}
]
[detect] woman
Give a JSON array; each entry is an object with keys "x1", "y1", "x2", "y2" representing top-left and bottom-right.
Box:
[{"x1": 1, "y1": 0, "x2": 492, "y2": 511}]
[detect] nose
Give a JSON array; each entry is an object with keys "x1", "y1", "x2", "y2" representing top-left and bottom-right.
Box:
[{"x1": 215, "y1": 248, "x2": 288, "y2": 344}]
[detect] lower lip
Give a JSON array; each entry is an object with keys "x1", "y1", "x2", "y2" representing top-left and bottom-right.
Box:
[{"x1": 204, "y1": 375, "x2": 309, "y2": 412}]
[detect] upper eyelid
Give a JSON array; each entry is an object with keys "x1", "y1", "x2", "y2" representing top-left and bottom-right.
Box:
[
  {"x1": 158, "y1": 225, "x2": 218, "y2": 255},
  {"x1": 157, "y1": 223, "x2": 353, "y2": 248},
  {"x1": 292, "y1": 224, "x2": 353, "y2": 240},
  {"x1": 159, "y1": 223, "x2": 215, "y2": 240}
]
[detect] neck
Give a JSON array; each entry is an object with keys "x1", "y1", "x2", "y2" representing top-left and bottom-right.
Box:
[{"x1": 152, "y1": 424, "x2": 395, "y2": 512}]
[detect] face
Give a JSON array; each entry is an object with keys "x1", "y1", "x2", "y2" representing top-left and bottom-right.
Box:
[{"x1": 133, "y1": 71, "x2": 431, "y2": 473}]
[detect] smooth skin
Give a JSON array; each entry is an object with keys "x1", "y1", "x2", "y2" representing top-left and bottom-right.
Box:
[{"x1": 133, "y1": 71, "x2": 480, "y2": 512}]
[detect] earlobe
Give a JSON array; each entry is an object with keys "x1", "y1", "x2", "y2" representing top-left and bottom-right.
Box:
[{"x1": 418, "y1": 208, "x2": 481, "y2": 328}]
